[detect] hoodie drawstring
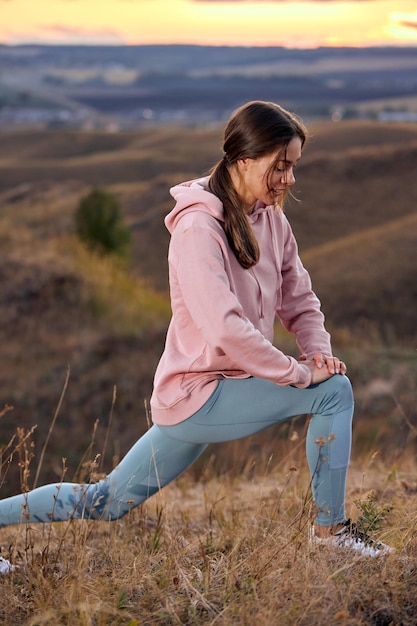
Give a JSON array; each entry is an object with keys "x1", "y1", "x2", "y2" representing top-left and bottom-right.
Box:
[
  {"x1": 267, "y1": 209, "x2": 282, "y2": 278},
  {"x1": 249, "y1": 209, "x2": 282, "y2": 321},
  {"x1": 249, "y1": 267, "x2": 264, "y2": 319}
]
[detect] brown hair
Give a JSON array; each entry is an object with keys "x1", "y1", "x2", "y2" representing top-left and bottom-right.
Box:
[{"x1": 209, "y1": 101, "x2": 307, "y2": 269}]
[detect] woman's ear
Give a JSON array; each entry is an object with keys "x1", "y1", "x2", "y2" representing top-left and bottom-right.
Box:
[{"x1": 236, "y1": 157, "x2": 249, "y2": 172}]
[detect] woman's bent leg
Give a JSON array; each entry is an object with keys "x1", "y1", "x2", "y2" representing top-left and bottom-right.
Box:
[
  {"x1": 306, "y1": 397, "x2": 353, "y2": 526},
  {"x1": 160, "y1": 375, "x2": 354, "y2": 526},
  {"x1": 0, "y1": 427, "x2": 206, "y2": 527}
]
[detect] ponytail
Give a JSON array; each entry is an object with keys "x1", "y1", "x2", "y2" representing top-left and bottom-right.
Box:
[{"x1": 208, "y1": 159, "x2": 259, "y2": 269}]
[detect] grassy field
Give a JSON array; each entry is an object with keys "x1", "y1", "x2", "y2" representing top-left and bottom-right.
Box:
[
  {"x1": 0, "y1": 120, "x2": 416, "y2": 623},
  {"x1": 1, "y1": 433, "x2": 417, "y2": 624}
]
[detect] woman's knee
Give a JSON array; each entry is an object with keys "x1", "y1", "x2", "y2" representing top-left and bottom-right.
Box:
[
  {"x1": 332, "y1": 374, "x2": 353, "y2": 398},
  {"x1": 320, "y1": 375, "x2": 354, "y2": 414}
]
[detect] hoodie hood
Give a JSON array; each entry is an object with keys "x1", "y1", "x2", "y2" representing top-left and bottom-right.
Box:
[
  {"x1": 165, "y1": 176, "x2": 270, "y2": 234},
  {"x1": 165, "y1": 176, "x2": 224, "y2": 234}
]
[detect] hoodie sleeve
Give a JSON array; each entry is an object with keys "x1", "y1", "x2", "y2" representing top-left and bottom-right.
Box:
[
  {"x1": 175, "y1": 220, "x2": 312, "y2": 388},
  {"x1": 278, "y1": 217, "x2": 332, "y2": 358}
]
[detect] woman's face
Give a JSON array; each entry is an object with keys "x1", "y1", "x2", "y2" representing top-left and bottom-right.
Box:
[{"x1": 236, "y1": 136, "x2": 302, "y2": 213}]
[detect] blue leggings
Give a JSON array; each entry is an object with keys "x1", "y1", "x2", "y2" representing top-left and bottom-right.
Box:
[{"x1": 0, "y1": 375, "x2": 353, "y2": 528}]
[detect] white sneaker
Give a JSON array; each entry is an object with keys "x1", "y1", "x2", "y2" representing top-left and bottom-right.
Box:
[
  {"x1": 0, "y1": 556, "x2": 16, "y2": 575},
  {"x1": 310, "y1": 519, "x2": 395, "y2": 557}
]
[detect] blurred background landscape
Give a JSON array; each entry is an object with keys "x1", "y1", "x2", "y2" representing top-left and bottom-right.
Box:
[
  {"x1": 1, "y1": 44, "x2": 417, "y2": 128},
  {"x1": 1, "y1": 2, "x2": 417, "y2": 618},
  {"x1": 0, "y1": 44, "x2": 416, "y2": 497}
]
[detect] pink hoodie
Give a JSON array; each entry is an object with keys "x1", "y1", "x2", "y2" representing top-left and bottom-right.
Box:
[{"x1": 150, "y1": 177, "x2": 332, "y2": 426}]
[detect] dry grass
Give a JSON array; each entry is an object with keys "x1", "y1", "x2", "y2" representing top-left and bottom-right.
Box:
[{"x1": 1, "y1": 431, "x2": 417, "y2": 625}]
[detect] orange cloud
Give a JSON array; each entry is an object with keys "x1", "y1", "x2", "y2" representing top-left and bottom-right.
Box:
[{"x1": 400, "y1": 20, "x2": 417, "y2": 29}]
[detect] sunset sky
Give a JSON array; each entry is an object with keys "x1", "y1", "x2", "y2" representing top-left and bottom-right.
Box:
[{"x1": 1, "y1": 0, "x2": 417, "y2": 48}]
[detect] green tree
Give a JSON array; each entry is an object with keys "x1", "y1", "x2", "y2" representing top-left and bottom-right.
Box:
[{"x1": 75, "y1": 188, "x2": 132, "y2": 259}]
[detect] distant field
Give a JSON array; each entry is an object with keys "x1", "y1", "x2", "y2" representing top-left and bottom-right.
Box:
[
  {"x1": 191, "y1": 53, "x2": 417, "y2": 78},
  {"x1": 2, "y1": 45, "x2": 417, "y2": 126}
]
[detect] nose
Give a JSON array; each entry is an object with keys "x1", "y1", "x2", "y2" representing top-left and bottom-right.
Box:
[{"x1": 281, "y1": 168, "x2": 295, "y2": 186}]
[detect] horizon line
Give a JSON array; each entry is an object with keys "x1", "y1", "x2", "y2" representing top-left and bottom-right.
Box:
[{"x1": 1, "y1": 41, "x2": 417, "y2": 49}]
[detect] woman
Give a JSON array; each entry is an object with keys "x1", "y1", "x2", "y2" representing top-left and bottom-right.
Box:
[{"x1": 0, "y1": 101, "x2": 392, "y2": 558}]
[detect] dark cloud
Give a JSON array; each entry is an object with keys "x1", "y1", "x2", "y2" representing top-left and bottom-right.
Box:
[{"x1": 400, "y1": 20, "x2": 417, "y2": 31}]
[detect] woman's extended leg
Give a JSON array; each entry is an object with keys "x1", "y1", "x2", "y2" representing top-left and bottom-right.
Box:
[
  {"x1": 0, "y1": 375, "x2": 353, "y2": 528},
  {"x1": 0, "y1": 429, "x2": 207, "y2": 527}
]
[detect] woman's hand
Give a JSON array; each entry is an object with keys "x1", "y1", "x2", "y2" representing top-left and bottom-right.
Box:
[
  {"x1": 311, "y1": 353, "x2": 346, "y2": 375},
  {"x1": 298, "y1": 353, "x2": 347, "y2": 384},
  {"x1": 302, "y1": 359, "x2": 333, "y2": 384}
]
